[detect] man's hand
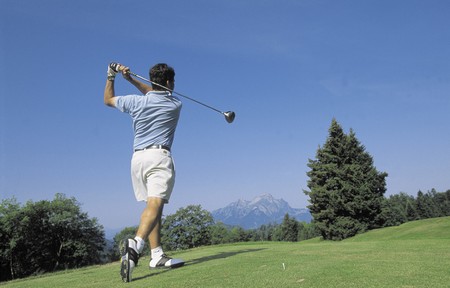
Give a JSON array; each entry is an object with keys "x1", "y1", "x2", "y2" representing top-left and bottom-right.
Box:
[
  {"x1": 109, "y1": 62, "x2": 132, "y2": 81},
  {"x1": 121, "y1": 66, "x2": 132, "y2": 81},
  {"x1": 109, "y1": 62, "x2": 122, "y2": 73},
  {"x1": 107, "y1": 61, "x2": 152, "y2": 94},
  {"x1": 105, "y1": 62, "x2": 123, "y2": 106},
  {"x1": 107, "y1": 65, "x2": 117, "y2": 81}
]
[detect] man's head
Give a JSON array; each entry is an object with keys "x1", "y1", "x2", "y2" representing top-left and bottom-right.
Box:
[{"x1": 150, "y1": 63, "x2": 175, "y2": 91}]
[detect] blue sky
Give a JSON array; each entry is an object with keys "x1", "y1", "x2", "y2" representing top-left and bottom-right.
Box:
[{"x1": 1, "y1": 0, "x2": 449, "y2": 231}]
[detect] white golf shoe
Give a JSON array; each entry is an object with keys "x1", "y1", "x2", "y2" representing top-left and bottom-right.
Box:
[
  {"x1": 149, "y1": 254, "x2": 185, "y2": 269},
  {"x1": 120, "y1": 239, "x2": 139, "y2": 282}
]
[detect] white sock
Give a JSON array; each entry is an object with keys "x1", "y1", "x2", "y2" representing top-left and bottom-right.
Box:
[
  {"x1": 134, "y1": 236, "x2": 145, "y2": 253},
  {"x1": 151, "y1": 246, "x2": 164, "y2": 259}
]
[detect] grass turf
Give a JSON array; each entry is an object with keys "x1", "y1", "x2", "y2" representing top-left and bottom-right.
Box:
[{"x1": 2, "y1": 216, "x2": 449, "y2": 288}]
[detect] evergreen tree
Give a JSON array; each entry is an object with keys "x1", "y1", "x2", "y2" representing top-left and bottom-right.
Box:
[
  {"x1": 297, "y1": 222, "x2": 320, "y2": 241},
  {"x1": 416, "y1": 189, "x2": 443, "y2": 219},
  {"x1": 438, "y1": 190, "x2": 450, "y2": 216},
  {"x1": 406, "y1": 200, "x2": 418, "y2": 221},
  {"x1": 228, "y1": 226, "x2": 250, "y2": 243},
  {"x1": 304, "y1": 119, "x2": 388, "y2": 240},
  {"x1": 416, "y1": 191, "x2": 431, "y2": 219},
  {"x1": 380, "y1": 197, "x2": 406, "y2": 227},
  {"x1": 280, "y1": 214, "x2": 299, "y2": 242},
  {"x1": 380, "y1": 192, "x2": 417, "y2": 227},
  {"x1": 252, "y1": 223, "x2": 279, "y2": 241}
]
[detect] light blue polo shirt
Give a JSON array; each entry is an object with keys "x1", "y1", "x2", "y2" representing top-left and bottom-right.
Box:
[{"x1": 115, "y1": 91, "x2": 182, "y2": 150}]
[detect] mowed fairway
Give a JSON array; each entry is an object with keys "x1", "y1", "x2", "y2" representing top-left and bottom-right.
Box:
[{"x1": 2, "y1": 217, "x2": 449, "y2": 288}]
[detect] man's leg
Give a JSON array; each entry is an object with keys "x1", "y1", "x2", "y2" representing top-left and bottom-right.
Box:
[
  {"x1": 130, "y1": 196, "x2": 184, "y2": 270},
  {"x1": 146, "y1": 198, "x2": 185, "y2": 269},
  {"x1": 136, "y1": 197, "x2": 164, "y2": 241},
  {"x1": 121, "y1": 197, "x2": 164, "y2": 282},
  {"x1": 148, "y1": 213, "x2": 162, "y2": 249}
]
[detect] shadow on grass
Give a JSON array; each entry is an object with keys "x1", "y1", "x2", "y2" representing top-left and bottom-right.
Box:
[
  {"x1": 186, "y1": 248, "x2": 267, "y2": 266},
  {"x1": 132, "y1": 248, "x2": 266, "y2": 282}
]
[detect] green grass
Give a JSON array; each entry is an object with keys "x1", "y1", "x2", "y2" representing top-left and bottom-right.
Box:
[{"x1": 2, "y1": 217, "x2": 450, "y2": 288}]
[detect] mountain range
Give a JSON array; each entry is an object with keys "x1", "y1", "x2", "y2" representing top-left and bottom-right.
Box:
[{"x1": 211, "y1": 193, "x2": 312, "y2": 229}]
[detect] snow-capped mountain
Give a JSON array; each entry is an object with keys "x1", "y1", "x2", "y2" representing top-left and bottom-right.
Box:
[{"x1": 211, "y1": 194, "x2": 311, "y2": 229}]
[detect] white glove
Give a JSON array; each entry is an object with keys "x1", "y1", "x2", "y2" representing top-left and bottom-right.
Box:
[
  {"x1": 107, "y1": 62, "x2": 121, "y2": 80},
  {"x1": 107, "y1": 67, "x2": 116, "y2": 81}
]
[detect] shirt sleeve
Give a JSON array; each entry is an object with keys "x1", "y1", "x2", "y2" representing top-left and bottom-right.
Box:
[{"x1": 115, "y1": 95, "x2": 138, "y2": 113}]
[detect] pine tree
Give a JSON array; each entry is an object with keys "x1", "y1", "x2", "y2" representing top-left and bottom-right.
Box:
[
  {"x1": 304, "y1": 119, "x2": 388, "y2": 240},
  {"x1": 280, "y1": 214, "x2": 299, "y2": 242},
  {"x1": 406, "y1": 200, "x2": 419, "y2": 221}
]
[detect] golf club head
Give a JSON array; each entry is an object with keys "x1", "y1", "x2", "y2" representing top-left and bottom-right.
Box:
[{"x1": 224, "y1": 111, "x2": 235, "y2": 123}]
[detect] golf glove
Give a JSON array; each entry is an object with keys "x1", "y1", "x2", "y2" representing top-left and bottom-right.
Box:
[
  {"x1": 107, "y1": 66, "x2": 117, "y2": 80},
  {"x1": 107, "y1": 62, "x2": 122, "y2": 80}
]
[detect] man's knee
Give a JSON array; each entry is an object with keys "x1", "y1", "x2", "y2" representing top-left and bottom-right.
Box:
[{"x1": 146, "y1": 197, "x2": 165, "y2": 211}]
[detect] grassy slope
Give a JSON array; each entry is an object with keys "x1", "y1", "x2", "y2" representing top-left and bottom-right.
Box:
[{"x1": 2, "y1": 217, "x2": 449, "y2": 288}]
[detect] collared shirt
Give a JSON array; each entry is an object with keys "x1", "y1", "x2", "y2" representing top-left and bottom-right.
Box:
[{"x1": 115, "y1": 91, "x2": 182, "y2": 150}]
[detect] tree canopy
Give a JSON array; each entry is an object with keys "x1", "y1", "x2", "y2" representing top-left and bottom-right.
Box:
[
  {"x1": 161, "y1": 205, "x2": 214, "y2": 251},
  {"x1": 0, "y1": 194, "x2": 105, "y2": 281}
]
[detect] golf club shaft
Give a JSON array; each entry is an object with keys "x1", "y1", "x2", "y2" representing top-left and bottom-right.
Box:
[{"x1": 129, "y1": 72, "x2": 224, "y2": 115}]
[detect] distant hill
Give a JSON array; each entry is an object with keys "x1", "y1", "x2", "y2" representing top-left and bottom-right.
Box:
[
  {"x1": 345, "y1": 216, "x2": 450, "y2": 242},
  {"x1": 211, "y1": 193, "x2": 311, "y2": 229}
]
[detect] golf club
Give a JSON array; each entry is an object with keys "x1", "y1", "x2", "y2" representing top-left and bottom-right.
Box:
[{"x1": 109, "y1": 62, "x2": 235, "y2": 123}]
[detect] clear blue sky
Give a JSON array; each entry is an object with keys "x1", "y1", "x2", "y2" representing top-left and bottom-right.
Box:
[{"x1": 1, "y1": 0, "x2": 449, "y2": 231}]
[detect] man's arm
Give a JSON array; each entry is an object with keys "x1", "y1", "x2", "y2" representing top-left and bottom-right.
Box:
[
  {"x1": 104, "y1": 78, "x2": 116, "y2": 107},
  {"x1": 103, "y1": 63, "x2": 153, "y2": 108},
  {"x1": 104, "y1": 64, "x2": 118, "y2": 107},
  {"x1": 122, "y1": 67, "x2": 153, "y2": 94}
]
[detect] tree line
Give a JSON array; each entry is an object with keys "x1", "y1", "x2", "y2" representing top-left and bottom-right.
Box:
[
  {"x1": 382, "y1": 189, "x2": 450, "y2": 227},
  {"x1": 2, "y1": 188, "x2": 448, "y2": 282},
  {"x1": 0, "y1": 194, "x2": 106, "y2": 282}
]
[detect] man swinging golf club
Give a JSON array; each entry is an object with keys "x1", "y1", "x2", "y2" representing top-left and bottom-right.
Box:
[{"x1": 104, "y1": 62, "x2": 185, "y2": 283}]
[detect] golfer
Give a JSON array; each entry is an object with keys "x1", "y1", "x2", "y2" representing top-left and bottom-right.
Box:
[{"x1": 104, "y1": 62, "x2": 184, "y2": 283}]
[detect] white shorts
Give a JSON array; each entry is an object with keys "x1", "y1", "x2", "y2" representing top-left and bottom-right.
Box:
[{"x1": 130, "y1": 149, "x2": 175, "y2": 203}]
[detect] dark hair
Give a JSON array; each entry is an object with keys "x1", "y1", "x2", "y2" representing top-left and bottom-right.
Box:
[{"x1": 149, "y1": 63, "x2": 175, "y2": 90}]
